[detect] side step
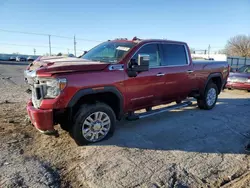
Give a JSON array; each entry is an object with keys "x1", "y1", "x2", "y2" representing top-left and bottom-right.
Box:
[{"x1": 127, "y1": 101, "x2": 192, "y2": 120}]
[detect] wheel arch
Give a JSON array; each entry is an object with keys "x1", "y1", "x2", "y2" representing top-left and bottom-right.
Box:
[
  {"x1": 203, "y1": 73, "x2": 223, "y2": 95},
  {"x1": 67, "y1": 86, "x2": 124, "y2": 121}
]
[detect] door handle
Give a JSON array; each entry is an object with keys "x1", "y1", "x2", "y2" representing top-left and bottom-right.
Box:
[
  {"x1": 156, "y1": 73, "x2": 165, "y2": 76},
  {"x1": 186, "y1": 70, "x2": 194, "y2": 73}
]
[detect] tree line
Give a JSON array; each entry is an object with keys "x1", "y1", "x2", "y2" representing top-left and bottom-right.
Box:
[{"x1": 224, "y1": 34, "x2": 250, "y2": 57}]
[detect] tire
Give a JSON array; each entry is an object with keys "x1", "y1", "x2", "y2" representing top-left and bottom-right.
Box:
[
  {"x1": 60, "y1": 122, "x2": 70, "y2": 131},
  {"x1": 197, "y1": 82, "x2": 218, "y2": 110},
  {"x1": 71, "y1": 103, "x2": 116, "y2": 145}
]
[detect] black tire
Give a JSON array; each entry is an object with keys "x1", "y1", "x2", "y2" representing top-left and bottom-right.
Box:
[
  {"x1": 71, "y1": 103, "x2": 116, "y2": 145},
  {"x1": 197, "y1": 82, "x2": 218, "y2": 110},
  {"x1": 60, "y1": 122, "x2": 70, "y2": 131}
]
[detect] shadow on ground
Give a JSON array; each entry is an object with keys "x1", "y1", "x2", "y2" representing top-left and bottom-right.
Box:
[{"x1": 94, "y1": 98, "x2": 250, "y2": 154}]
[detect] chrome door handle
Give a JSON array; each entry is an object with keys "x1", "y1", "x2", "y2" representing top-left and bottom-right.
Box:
[
  {"x1": 186, "y1": 70, "x2": 194, "y2": 73},
  {"x1": 156, "y1": 73, "x2": 165, "y2": 76}
]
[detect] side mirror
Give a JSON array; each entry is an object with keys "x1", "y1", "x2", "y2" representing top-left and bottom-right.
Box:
[
  {"x1": 132, "y1": 54, "x2": 150, "y2": 71},
  {"x1": 128, "y1": 54, "x2": 150, "y2": 77}
]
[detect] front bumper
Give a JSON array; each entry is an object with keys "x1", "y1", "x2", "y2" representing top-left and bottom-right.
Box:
[
  {"x1": 226, "y1": 82, "x2": 250, "y2": 90},
  {"x1": 26, "y1": 100, "x2": 56, "y2": 134}
]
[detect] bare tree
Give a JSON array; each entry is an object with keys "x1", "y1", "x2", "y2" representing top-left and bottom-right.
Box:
[{"x1": 225, "y1": 35, "x2": 250, "y2": 57}]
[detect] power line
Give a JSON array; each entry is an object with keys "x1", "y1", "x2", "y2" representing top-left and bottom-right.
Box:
[
  {"x1": 0, "y1": 42, "x2": 83, "y2": 51},
  {"x1": 0, "y1": 28, "x2": 103, "y2": 42},
  {"x1": 0, "y1": 29, "x2": 48, "y2": 36}
]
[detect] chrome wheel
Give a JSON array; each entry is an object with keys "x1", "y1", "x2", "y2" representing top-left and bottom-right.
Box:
[
  {"x1": 82, "y1": 111, "x2": 111, "y2": 142},
  {"x1": 206, "y1": 88, "x2": 217, "y2": 106}
]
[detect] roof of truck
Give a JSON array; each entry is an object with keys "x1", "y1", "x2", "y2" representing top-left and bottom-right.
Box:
[{"x1": 111, "y1": 37, "x2": 187, "y2": 45}]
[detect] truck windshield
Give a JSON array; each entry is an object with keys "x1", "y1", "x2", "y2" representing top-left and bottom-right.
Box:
[{"x1": 82, "y1": 41, "x2": 136, "y2": 63}]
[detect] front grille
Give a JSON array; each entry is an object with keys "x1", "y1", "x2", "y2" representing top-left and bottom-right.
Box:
[
  {"x1": 229, "y1": 77, "x2": 248, "y2": 83},
  {"x1": 32, "y1": 90, "x2": 40, "y2": 108},
  {"x1": 31, "y1": 86, "x2": 43, "y2": 108}
]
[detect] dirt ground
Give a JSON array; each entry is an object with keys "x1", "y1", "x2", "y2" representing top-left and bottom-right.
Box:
[{"x1": 0, "y1": 63, "x2": 250, "y2": 188}]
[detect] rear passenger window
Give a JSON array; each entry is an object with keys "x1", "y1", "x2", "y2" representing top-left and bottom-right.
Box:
[
  {"x1": 161, "y1": 44, "x2": 188, "y2": 66},
  {"x1": 132, "y1": 44, "x2": 160, "y2": 67}
]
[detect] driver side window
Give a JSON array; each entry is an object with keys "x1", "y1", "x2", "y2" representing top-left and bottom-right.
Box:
[{"x1": 131, "y1": 44, "x2": 160, "y2": 67}]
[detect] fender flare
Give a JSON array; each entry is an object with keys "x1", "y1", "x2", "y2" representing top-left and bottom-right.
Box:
[
  {"x1": 203, "y1": 73, "x2": 223, "y2": 94},
  {"x1": 67, "y1": 86, "x2": 124, "y2": 118}
]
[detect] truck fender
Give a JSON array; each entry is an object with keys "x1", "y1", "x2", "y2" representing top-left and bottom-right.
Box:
[
  {"x1": 203, "y1": 73, "x2": 223, "y2": 94},
  {"x1": 67, "y1": 86, "x2": 124, "y2": 119}
]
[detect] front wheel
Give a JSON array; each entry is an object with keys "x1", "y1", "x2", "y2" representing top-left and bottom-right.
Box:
[
  {"x1": 71, "y1": 103, "x2": 115, "y2": 145},
  {"x1": 197, "y1": 83, "x2": 218, "y2": 110}
]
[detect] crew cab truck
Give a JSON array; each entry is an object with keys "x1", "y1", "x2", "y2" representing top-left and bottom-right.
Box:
[{"x1": 24, "y1": 37, "x2": 229, "y2": 145}]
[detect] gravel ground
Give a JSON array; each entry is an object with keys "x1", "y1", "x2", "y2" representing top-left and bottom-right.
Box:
[{"x1": 0, "y1": 63, "x2": 250, "y2": 188}]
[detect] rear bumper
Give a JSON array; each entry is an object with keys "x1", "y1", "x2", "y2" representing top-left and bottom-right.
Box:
[
  {"x1": 226, "y1": 82, "x2": 250, "y2": 90},
  {"x1": 26, "y1": 100, "x2": 56, "y2": 134}
]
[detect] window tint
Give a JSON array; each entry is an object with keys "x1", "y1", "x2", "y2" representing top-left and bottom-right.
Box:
[
  {"x1": 161, "y1": 44, "x2": 188, "y2": 66},
  {"x1": 132, "y1": 44, "x2": 160, "y2": 67}
]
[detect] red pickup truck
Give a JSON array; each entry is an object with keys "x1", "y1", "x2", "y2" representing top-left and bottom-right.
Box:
[{"x1": 24, "y1": 37, "x2": 229, "y2": 145}]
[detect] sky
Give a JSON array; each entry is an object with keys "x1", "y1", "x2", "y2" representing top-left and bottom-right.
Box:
[{"x1": 0, "y1": 0, "x2": 249, "y2": 56}]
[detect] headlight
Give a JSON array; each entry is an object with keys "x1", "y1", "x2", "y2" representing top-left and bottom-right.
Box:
[
  {"x1": 227, "y1": 77, "x2": 232, "y2": 82},
  {"x1": 247, "y1": 79, "x2": 250, "y2": 83},
  {"x1": 40, "y1": 78, "x2": 67, "y2": 98}
]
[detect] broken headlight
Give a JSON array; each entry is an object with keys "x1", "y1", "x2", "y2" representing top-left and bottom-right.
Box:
[{"x1": 40, "y1": 78, "x2": 67, "y2": 99}]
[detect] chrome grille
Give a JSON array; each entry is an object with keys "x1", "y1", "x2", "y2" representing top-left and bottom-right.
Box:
[{"x1": 31, "y1": 87, "x2": 42, "y2": 108}]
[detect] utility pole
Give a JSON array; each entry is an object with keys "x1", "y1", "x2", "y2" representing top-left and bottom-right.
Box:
[
  {"x1": 208, "y1": 44, "x2": 211, "y2": 58},
  {"x1": 48, "y1": 35, "x2": 52, "y2": 56},
  {"x1": 33, "y1": 48, "x2": 36, "y2": 55},
  {"x1": 74, "y1": 35, "x2": 76, "y2": 57}
]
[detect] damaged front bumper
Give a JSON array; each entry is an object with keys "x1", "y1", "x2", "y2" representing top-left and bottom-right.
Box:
[{"x1": 26, "y1": 100, "x2": 57, "y2": 135}]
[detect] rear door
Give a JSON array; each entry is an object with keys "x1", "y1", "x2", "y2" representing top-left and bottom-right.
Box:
[{"x1": 159, "y1": 43, "x2": 195, "y2": 101}]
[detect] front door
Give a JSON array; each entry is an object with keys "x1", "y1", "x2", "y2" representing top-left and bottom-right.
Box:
[{"x1": 124, "y1": 43, "x2": 165, "y2": 111}]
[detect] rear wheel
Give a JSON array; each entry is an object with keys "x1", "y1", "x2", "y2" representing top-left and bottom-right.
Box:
[
  {"x1": 197, "y1": 82, "x2": 218, "y2": 110},
  {"x1": 71, "y1": 103, "x2": 115, "y2": 145}
]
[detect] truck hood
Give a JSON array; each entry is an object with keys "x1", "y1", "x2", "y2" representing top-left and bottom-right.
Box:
[
  {"x1": 229, "y1": 72, "x2": 250, "y2": 78},
  {"x1": 28, "y1": 56, "x2": 110, "y2": 74}
]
